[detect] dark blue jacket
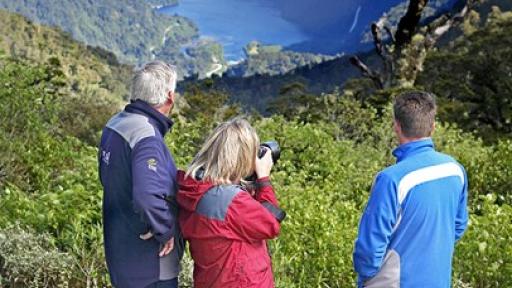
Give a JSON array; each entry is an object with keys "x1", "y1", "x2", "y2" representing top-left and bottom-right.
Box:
[{"x1": 98, "y1": 100, "x2": 183, "y2": 288}]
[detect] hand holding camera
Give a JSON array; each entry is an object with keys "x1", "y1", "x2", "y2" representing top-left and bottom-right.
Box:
[
  {"x1": 255, "y1": 147, "x2": 273, "y2": 178},
  {"x1": 254, "y1": 141, "x2": 280, "y2": 179}
]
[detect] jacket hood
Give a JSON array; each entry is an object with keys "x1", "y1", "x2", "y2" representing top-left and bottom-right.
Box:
[{"x1": 176, "y1": 170, "x2": 215, "y2": 212}]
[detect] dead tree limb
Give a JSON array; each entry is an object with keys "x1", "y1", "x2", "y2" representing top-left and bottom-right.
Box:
[{"x1": 349, "y1": 56, "x2": 384, "y2": 89}]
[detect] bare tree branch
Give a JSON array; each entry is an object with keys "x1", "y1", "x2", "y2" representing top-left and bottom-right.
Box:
[{"x1": 349, "y1": 56, "x2": 384, "y2": 89}]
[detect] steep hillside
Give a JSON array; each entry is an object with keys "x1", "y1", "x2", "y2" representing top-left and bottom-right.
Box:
[
  {"x1": 0, "y1": 0, "x2": 224, "y2": 78},
  {"x1": 0, "y1": 10, "x2": 138, "y2": 144},
  {"x1": 179, "y1": 49, "x2": 383, "y2": 112},
  {"x1": 0, "y1": 9, "x2": 131, "y2": 104}
]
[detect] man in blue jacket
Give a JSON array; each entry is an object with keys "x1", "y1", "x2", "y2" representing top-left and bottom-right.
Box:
[
  {"x1": 353, "y1": 91, "x2": 469, "y2": 287},
  {"x1": 98, "y1": 61, "x2": 183, "y2": 288}
]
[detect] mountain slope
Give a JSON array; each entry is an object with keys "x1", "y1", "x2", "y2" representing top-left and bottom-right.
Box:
[
  {"x1": 0, "y1": 0, "x2": 224, "y2": 78},
  {"x1": 179, "y1": 49, "x2": 382, "y2": 112},
  {"x1": 0, "y1": 9, "x2": 131, "y2": 104},
  {"x1": 0, "y1": 9, "x2": 138, "y2": 144}
]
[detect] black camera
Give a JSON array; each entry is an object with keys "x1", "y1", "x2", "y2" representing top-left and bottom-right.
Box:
[
  {"x1": 244, "y1": 141, "x2": 280, "y2": 183},
  {"x1": 258, "y1": 141, "x2": 280, "y2": 163}
]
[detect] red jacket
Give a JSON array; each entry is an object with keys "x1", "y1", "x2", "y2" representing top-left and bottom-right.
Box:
[{"x1": 176, "y1": 170, "x2": 283, "y2": 288}]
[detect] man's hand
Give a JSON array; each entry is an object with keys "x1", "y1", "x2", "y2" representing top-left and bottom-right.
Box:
[
  {"x1": 159, "y1": 237, "x2": 174, "y2": 257},
  {"x1": 140, "y1": 231, "x2": 174, "y2": 257}
]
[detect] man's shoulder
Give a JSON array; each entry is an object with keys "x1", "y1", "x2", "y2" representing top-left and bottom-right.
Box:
[
  {"x1": 379, "y1": 151, "x2": 466, "y2": 191},
  {"x1": 105, "y1": 111, "x2": 158, "y2": 149},
  {"x1": 433, "y1": 150, "x2": 464, "y2": 167},
  {"x1": 378, "y1": 164, "x2": 407, "y2": 185}
]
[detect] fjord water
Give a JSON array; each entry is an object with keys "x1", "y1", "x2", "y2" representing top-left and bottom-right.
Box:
[
  {"x1": 159, "y1": 0, "x2": 308, "y2": 61},
  {"x1": 159, "y1": 0, "x2": 460, "y2": 60}
]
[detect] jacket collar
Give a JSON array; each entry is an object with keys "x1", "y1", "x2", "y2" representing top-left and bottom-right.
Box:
[
  {"x1": 392, "y1": 138, "x2": 434, "y2": 163},
  {"x1": 125, "y1": 100, "x2": 174, "y2": 136}
]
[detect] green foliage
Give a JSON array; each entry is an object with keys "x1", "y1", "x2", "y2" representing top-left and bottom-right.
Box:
[
  {"x1": 0, "y1": 9, "x2": 131, "y2": 102},
  {"x1": 268, "y1": 86, "x2": 396, "y2": 147},
  {"x1": 267, "y1": 82, "x2": 322, "y2": 122},
  {"x1": 0, "y1": 57, "x2": 109, "y2": 287},
  {"x1": 417, "y1": 12, "x2": 512, "y2": 140},
  {"x1": 180, "y1": 81, "x2": 240, "y2": 122},
  {"x1": 3, "y1": 102, "x2": 512, "y2": 287},
  {"x1": 453, "y1": 195, "x2": 512, "y2": 287},
  {"x1": 0, "y1": 1, "x2": 223, "y2": 78},
  {"x1": 238, "y1": 41, "x2": 334, "y2": 77},
  {"x1": 1, "y1": 20, "x2": 511, "y2": 287},
  {"x1": 0, "y1": 225, "x2": 74, "y2": 287}
]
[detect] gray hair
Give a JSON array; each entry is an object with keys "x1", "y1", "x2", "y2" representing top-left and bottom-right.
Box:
[
  {"x1": 393, "y1": 91, "x2": 437, "y2": 138},
  {"x1": 130, "y1": 61, "x2": 178, "y2": 106}
]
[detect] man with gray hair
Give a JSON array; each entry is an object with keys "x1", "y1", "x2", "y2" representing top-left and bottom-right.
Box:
[
  {"x1": 98, "y1": 61, "x2": 183, "y2": 288},
  {"x1": 353, "y1": 91, "x2": 469, "y2": 287}
]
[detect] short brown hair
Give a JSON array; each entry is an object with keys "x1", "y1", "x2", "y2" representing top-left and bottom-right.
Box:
[{"x1": 393, "y1": 91, "x2": 437, "y2": 138}]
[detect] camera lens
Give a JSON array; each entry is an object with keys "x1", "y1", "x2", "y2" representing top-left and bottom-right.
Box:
[{"x1": 259, "y1": 141, "x2": 280, "y2": 163}]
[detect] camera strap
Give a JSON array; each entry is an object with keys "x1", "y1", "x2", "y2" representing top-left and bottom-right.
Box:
[{"x1": 261, "y1": 201, "x2": 286, "y2": 223}]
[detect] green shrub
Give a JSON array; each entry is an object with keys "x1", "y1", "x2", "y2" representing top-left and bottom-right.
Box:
[
  {"x1": 0, "y1": 225, "x2": 73, "y2": 287},
  {"x1": 454, "y1": 195, "x2": 512, "y2": 287}
]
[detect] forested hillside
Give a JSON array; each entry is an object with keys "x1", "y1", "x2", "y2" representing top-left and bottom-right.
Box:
[
  {"x1": 0, "y1": 0, "x2": 224, "y2": 78},
  {"x1": 0, "y1": 3, "x2": 511, "y2": 288},
  {"x1": 418, "y1": 7, "x2": 512, "y2": 140},
  {"x1": 227, "y1": 41, "x2": 336, "y2": 77},
  {"x1": 0, "y1": 9, "x2": 134, "y2": 144}
]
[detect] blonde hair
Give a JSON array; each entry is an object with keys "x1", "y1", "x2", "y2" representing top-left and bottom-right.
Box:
[{"x1": 186, "y1": 118, "x2": 260, "y2": 185}]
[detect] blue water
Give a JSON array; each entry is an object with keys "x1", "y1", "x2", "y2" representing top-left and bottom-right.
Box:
[
  {"x1": 159, "y1": 0, "x2": 309, "y2": 61},
  {"x1": 159, "y1": 0, "x2": 461, "y2": 61}
]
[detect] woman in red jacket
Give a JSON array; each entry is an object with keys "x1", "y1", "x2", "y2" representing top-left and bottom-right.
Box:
[{"x1": 176, "y1": 118, "x2": 284, "y2": 288}]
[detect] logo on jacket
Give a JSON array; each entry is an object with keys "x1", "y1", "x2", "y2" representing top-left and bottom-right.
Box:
[
  {"x1": 101, "y1": 150, "x2": 110, "y2": 165},
  {"x1": 147, "y1": 158, "x2": 157, "y2": 172}
]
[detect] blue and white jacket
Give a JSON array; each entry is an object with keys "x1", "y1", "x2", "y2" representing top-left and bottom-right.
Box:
[
  {"x1": 353, "y1": 138, "x2": 469, "y2": 288},
  {"x1": 98, "y1": 100, "x2": 183, "y2": 288}
]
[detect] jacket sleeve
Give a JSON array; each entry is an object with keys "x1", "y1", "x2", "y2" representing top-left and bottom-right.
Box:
[
  {"x1": 224, "y1": 178, "x2": 282, "y2": 242},
  {"x1": 353, "y1": 172, "x2": 398, "y2": 284},
  {"x1": 132, "y1": 137, "x2": 175, "y2": 244},
  {"x1": 455, "y1": 168, "x2": 469, "y2": 241}
]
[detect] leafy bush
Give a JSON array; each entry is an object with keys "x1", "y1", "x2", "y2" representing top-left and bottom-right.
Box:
[
  {"x1": 0, "y1": 225, "x2": 73, "y2": 287},
  {"x1": 454, "y1": 195, "x2": 512, "y2": 287}
]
